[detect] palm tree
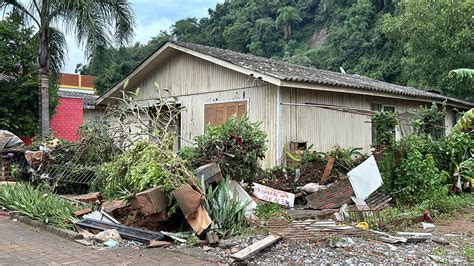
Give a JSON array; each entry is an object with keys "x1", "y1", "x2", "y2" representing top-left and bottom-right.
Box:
[
  {"x1": 0, "y1": 0, "x2": 135, "y2": 138},
  {"x1": 276, "y1": 6, "x2": 302, "y2": 40}
]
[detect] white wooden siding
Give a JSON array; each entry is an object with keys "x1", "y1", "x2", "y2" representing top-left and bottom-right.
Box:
[
  {"x1": 280, "y1": 87, "x2": 456, "y2": 160},
  {"x1": 131, "y1": 51, "x2": 278, "y2": 168}
]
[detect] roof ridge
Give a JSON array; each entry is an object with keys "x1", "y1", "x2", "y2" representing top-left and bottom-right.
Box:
[{"x1": 171, "y1": 41, "x2": 472, "y2": 107}]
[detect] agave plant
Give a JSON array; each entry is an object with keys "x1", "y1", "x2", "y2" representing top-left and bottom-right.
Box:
[{"x1": 202, "y1": 178, "x2": 249, "y2": 238}]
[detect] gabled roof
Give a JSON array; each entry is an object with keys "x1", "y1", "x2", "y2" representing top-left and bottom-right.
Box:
[{"x1": 97, "y1": 41, "x2": 473, "y2": 108}]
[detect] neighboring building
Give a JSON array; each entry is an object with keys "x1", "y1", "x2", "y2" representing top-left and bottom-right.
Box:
[
  {"x1": 96, "y1": 41, "x2": 474, "y2": 168},
  {"x1": 50, "y1": 73, "x2": 101, "y2": 141}
]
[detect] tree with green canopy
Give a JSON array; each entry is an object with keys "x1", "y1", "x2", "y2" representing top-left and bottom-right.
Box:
[
  {"x1": 0, "y1": 13, "x2": 57, "y2": 136},
  {"x1": 275, "y1": 6, "x2": 302, "y2": 40},
  {"x1": 383, "y1": 0, "x2": 474, "y2": 101},
  {"x1": 0, "y1": 0, "x2": 136, "y2": 138}
]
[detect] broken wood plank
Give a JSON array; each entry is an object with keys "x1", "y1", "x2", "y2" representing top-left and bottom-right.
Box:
[
  {"x1": 74, "y1": 208, "x2": 93, "y2": 217},
  {"x1": 231, "y1": 235, "x2": 281, "y2": 261},
  {"x1": 320, "y1": 156, "x2": 335, "y2": 185}
]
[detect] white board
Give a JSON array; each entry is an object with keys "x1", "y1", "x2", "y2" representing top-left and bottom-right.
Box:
[
  {"x1": 252, "y1": 183, "x2": 295, "y2": 208},
  {"x1": 229, "y1": 180, "x2": 257, "y2": 218},
  {"x1": 348, "y1": 155, "x2": 383, "y2": 200}
]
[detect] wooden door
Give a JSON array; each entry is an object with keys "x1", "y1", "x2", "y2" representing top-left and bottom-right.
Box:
[{"x1": 204, "y1": 101, "x2": 247, "y2": 127}]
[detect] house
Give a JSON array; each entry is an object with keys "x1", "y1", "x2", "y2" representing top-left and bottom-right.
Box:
[
  {"x1": 96, "y1": 41, "x2": 473, "y2": 168},
  {"x1": 50, "y1": 73, "x2": 102, "y2": 141}
]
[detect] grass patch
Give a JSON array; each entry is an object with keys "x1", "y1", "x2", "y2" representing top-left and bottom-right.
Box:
[
  {"x1": 464, "y1": 246, "x2": 474, "y2": 262},
  {"x1": 0, "y1": 183, "x2": 79, "y2": 229}
]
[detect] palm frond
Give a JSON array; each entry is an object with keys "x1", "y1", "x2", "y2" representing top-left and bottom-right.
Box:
[
  {"x1": 450, "y1": 68, "x2": 474, "y2": 79},
  {"x1": 48, "y1": 27, "x2": 67, "y2": 75},
  {"x1": 52, "y1": 0, "x2": 135, "y2": 59},
  {"x1": 1, "y1": 0, "x2": 40, "y2": 27}
]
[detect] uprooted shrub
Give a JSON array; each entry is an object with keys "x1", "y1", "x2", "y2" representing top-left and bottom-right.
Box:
[
  {"x1": 0, "y1": 183, "x2": 79, "y2": 229},
  {"x1": 93, "y1": 140, "x2": 194, "y2": 200},
  {"x1": 29, "y1": 119, "x2": 122, "y2": 194},
  {"x1": 180, "y1": 115, "x2": 267, "y2": 187}
]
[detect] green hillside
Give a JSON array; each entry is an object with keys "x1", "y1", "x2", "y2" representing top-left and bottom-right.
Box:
[{"x1": 88, "y1": 0, "x2": 473, "y2": 101}]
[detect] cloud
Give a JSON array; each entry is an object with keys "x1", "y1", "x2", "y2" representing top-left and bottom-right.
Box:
[{"x1": 62, "y1": 0, "x2": 221, "y2": 73}]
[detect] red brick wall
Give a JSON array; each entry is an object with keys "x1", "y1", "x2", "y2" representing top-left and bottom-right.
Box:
[{"x1": 50, "y1": 97, "x2": 84, "y2": 141}]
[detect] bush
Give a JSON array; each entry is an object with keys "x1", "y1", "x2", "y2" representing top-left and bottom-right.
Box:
[
  {"x1": 0, "y1": 184, "x2": 79, "y2": 229},
  {"x1": 371, "y1": 111, "x2": 399, "y2": 146},
  {"x1": 184, "y1": 116, "x2": 267, "y2": 186},
  {"x1": 93, "y1": 140, "x2": 194, "y2": 199},
  {"x1": 411, "y1": 102, "x2": 446, "y2": 139},
  {"x1": 379, "y1": 135, "x2": 449, "y2": 205}
]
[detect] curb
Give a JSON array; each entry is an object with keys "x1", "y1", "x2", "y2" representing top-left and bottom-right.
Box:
[{"x1": 10, "y1": 213, "x2": 83, "y2": 240}]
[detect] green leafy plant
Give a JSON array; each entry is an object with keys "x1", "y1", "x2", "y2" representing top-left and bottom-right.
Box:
[
  {"x1": 93, "y1": 140, "x2": 194, "y2": 200},
  {"x1": 372, "y1": 111, "x2": 399, "y2": 146},
  {"x1": 202, "y1": 178, "x2": 249, "y2": 238},
  {"x1": 411, "y1": 102, "x2": 446, "y2": 139},
  {"x1": 0, "y1": 184, "x2": 79, "y2": 229},
  {"x1": 184, "y1": 115, "x2": 267, "y2": 187},
  {"x1": 325, "y1": 146, "x2": 367, "y2": 173},
  {"x1": 254, "y1": 203, "x2": 289, "y2": 220},
  {"x1": 464, "y1": 246, "x2": 474, "y2": 262}
]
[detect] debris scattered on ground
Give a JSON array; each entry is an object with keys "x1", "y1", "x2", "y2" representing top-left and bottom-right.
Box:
[
  {"x1": 252, "y1": 182, "x2": 295, "y2": 207},
  {"x1": 174, "y1": 182, "x2": 212, "y2": 235},
  {"x1": 66, "y1": 192, "x2": 102, "y2": 204},
  {"x1": 130, "y1": 187, "x2": 169, "y2": 219},
  {"x1": 74, "y1": 208, "x2": 93, "y2": 217},
  {"x1": 147, "y1": 240, "x2": 172, "y2": 248},
  {"x1": 231, "y1": 234, "x2": 281, "y2": 261},
  {"x1": 75, "y1": 218, "x2": 165, "y2": 244},
  {"x1": 94, "y1": 229, "x2": 122, "y2": 243}
]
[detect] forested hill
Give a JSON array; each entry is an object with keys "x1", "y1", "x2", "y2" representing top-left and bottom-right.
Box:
[{"x1": 87, "y1": 0, "x2": 473, "y2": 102}]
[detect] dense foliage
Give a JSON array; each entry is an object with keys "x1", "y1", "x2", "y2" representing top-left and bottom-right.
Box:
[
  {"x1": 0, "y1": 184, "x2": 78, "y2": 229},
  {"x1": 94, "y1": 140, "x2": 194, "y2": 199},
  {"x1": 383, "y1": 0, "x2": 474, "y2": 101},
  {"x1": 180, "y1": 116, "x2": 267, "y2": 186},
  {"x1": 371, "y1": 111, "x2": 399, "y2": 146},
  {"x1": 88, "y1": 0, "x2": 472, "y2": 101},
  {"x1": 0, "y1": 14, "x2": 58, "y2": 136},
  {"x1": 411, "y1": 103, "x2": 446, "y2": 138},
  {"x1": 378, "y1": 107, "x2": 473, "y2": 206}
]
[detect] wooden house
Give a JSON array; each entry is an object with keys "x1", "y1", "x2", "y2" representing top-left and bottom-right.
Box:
[{"x1": 96, "y1": 41, "x2": 473, "y2": 168}]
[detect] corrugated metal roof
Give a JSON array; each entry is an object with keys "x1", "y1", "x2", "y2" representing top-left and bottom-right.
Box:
[{"x1": 173, "y1": 41, "x2": 473, "y2": 107}]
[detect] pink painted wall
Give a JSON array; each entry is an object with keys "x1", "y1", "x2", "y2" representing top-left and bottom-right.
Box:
[{"x1": 50, "y1": 97, "x2": 84, "y2": 141}]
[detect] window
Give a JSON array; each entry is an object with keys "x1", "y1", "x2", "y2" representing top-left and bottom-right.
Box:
[
  {"x1": 371, "y1": 103, "x2": 397, "y2": 144},
  {"x1": 204, "y1": 100, "x2": 247, "y2": 127},
  {"x1": 382, "y1": 105, "x2": 395, "y2": 112}
]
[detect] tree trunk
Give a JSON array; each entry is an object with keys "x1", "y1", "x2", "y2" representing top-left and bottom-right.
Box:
[
  {"x1": 38, "y1": 33, "x2": 51, "y2": 138},
  {"x1": 38, "y1": 73, "x2": 50, "y2": 138}
]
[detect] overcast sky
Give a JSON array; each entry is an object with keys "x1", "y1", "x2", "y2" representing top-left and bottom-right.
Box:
[{"x1": 64, "y1": 0, "x2": 221, "y2": 73}]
